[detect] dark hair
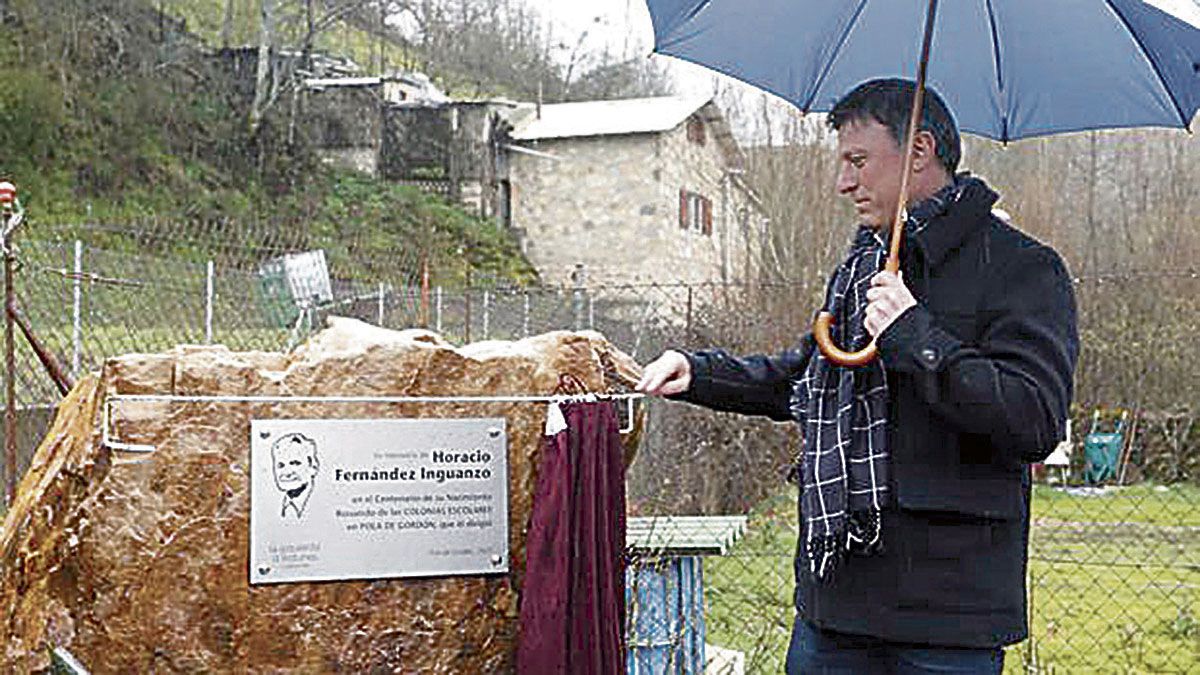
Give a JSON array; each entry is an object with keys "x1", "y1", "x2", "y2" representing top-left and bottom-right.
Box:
[{"x1": 828, "y1": 79, "x2": 961, "y2": 174}]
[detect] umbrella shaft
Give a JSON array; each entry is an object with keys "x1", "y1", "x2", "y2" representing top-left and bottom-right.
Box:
[{"x1": 887, "y1": 0, "x2": 940, "y2": 273}]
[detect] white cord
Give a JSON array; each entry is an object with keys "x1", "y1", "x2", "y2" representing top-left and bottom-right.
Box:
[{"x1": 108, "y1": 393, "x2": 644, "y2": 404}]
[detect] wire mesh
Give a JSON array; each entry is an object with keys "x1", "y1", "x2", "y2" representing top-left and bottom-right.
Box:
[{"x1": 0, "y1": 227, "x2": 1196, "y2": 674}]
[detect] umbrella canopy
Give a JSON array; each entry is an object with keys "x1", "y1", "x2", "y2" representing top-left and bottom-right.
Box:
[{"x1": 647, "y1": 0, "x2": 1200, "y2": 141}]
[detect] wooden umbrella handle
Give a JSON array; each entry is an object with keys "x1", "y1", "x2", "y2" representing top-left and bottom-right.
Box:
[
  {"x1": 813, "y1": 0, "x2": 939, "y2": 367},
  {"x1": 812, "y1": 312, "x2": 880, "y2": 367},
  {"x1": 812, "y1": 252, "x2": 901, "y2": 367}
]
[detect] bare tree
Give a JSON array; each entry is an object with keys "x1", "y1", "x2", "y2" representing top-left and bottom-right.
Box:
[
  {"x1": 220, "y1": 0, "x2": 236, "y2": 49},
  {"x1": 249, "y1": 0, "x2": 276, "y2": 135},
  {"x1": 297, "y1": 0, "x2": 397, "y2": 68},
  {"x1": 393, "y1": 0, "x2": 669, "y2": 102}
]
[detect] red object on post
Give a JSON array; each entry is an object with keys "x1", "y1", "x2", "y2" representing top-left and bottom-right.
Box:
[{"x1": 0, "y1": 182, "x2": 15, "y2": 213}]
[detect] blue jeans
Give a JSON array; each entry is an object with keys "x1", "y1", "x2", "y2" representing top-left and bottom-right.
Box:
[{"x1": 785, "y1": 617, "x2": 1005, "y2": 674}]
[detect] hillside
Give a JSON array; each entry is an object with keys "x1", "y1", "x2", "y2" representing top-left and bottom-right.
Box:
[
  {"x1": 0, "y1": 0, "x2": 534, "y2": 285},
  {"x1": 169, "y1": 0, "x2": 418, "y2": 81},
  {"x1": 171, "y1": 0, "x2": 673, "y2": 101}
]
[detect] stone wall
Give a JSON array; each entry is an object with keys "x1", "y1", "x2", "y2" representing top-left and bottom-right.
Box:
[
  {"x1": 508, "y1": 115, "x2": 767, "y2": 286},
  {"x1": 381, "y1": 102, "x2": 503, "y2": 183},
  {"x1": 381, "y1": 105, "x2": 453, "y2": 179},
  {"x1": 305, "y1": 86, "x2": 382, "y2": 150}
]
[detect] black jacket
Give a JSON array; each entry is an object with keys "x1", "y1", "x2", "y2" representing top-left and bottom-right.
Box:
[{"x1": 674, "y1": 180, "x2": 1078, "y2": 648}]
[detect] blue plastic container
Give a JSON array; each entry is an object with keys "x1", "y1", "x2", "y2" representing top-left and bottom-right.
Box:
[
  {"x1": 625, "y1": 556, "x2": 706, "y2": 674},
  {"x1": 1083, "y1": 411, "x2": 1127, "y2": 484}
]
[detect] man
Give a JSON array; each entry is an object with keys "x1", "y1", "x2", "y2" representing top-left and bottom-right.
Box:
[
  {"x1": 637, "y1": 79, "x2": 1078, "y2": 673},
  {"x1": 271, "y1": 432, "x2": 320, "y2": 519}
]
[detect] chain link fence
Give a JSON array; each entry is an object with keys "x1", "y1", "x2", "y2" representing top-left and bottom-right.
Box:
[{"x1": 1, "y1": 225, "x2": 1197, "y2": 673}]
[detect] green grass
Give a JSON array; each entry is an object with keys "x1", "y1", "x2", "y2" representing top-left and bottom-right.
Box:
[
  {"x1": 704, "y1": 490, "x2": 796, "y2": 673},
  {"x1": 1023, "y1": 484, "x2": 1200, "y2": 673},
  {"x1": 1030, "y1": 483, "x2": 1200, "y2": 527},
  {"x1": 704, "y1": 485, "x2": 1200, "y2": 673}
]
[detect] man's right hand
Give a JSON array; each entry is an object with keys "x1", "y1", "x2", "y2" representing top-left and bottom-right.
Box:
[{"x1": 635, "y1": 350, "x2": 692, "y2": 397}]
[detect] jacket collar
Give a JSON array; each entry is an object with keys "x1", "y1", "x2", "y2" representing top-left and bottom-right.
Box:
[{"x1": 907, "y1": 174, "x2": 998, "y2": 269}]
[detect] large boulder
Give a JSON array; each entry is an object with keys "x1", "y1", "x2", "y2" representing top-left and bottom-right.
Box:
[{"x1": 1, "y1": 318, "x2": 642, "y2": 672}]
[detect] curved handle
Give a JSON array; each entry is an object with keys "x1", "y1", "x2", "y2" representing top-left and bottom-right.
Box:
[
  {"x1": 813, "y1": 311, "x2": 879, "y2": 367},
  {"x1": 812, "y1": 253, "x2": 899, "y2": 367}
]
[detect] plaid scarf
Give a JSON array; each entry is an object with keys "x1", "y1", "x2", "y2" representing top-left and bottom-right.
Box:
[{"x1": 791, "y1": 176, "x2": 974, "y2": 581}]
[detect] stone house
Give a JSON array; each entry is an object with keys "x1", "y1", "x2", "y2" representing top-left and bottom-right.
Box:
[
  {"x1": 501, "y1": 96, "x2": 768, "y2": 286},
  {"x1": 267, "y1": 81, "x2": 770, "y2": 287}
]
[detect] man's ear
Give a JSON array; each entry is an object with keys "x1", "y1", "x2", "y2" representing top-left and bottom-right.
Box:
[{"x1": 911, "y1": 130, "x2": 938, "y2": 173}]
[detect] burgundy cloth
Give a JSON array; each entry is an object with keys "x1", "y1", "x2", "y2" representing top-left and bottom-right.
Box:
[{"x1": 517, "y1": 401, "x2": 626, "y2": 675}]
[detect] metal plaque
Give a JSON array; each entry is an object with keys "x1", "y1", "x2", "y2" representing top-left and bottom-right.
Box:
[{"x1": 249, "y1": 418, "x2": 509, "y2": 584}]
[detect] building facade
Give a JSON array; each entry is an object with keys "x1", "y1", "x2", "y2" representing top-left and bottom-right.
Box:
[
  {"x1": 503, "y1": 97, "x2": 768, "y2": 286},
  {"x1": 285, "y1": 84, "x2": 771, "y2": 287}
]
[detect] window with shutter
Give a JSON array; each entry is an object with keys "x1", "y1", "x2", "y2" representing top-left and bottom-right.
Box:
[
  {"x1": 679, "y1": 189, "x2": 689, "y2": 229},
  {"x1": 702, "y1": 197, "x2": 713, "y2": 236}
]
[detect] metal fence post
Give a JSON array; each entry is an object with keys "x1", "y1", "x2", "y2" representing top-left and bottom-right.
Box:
[
  {"x1": 205, "y1": 260, "x2": 214, "y2": 344},
  {"x1": 464, "y1": 289, "x2": 472, "y2": 343},
  {"x1": 435, "y1": 286, "x2": 443, "y2": 333},
  {"x1": 464, "y1": 267, "x2": 472, "y2": 343},
  {"x1": 686, "y1": 284, "x2": 694, "y2": 335},
  {"x1": 420, "y1": 255, "x2": 430, "y2": 328},
  {"x1": 572, "y1": 263, "x2": 586, "y2": 331},
  {"x1": 377, "y1": 283, "x2": 385, "y2": 326},
  {"x1": 522, "y1": 290, "x2": 530, "y2": 338},
  {"x1": 482, "y1": 290, "x2": 491, "y2": 339},
  {"x1": 72, "y1": 240, "x2": 82, "y2": 377}
]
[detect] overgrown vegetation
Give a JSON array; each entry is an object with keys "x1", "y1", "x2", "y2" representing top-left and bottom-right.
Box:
[
  {"x1": 168, "y1": 1, "x2": 672, "y2": 103},
  {"x1": 0, "y1": 0, "x2": 539, "y2": 286}
]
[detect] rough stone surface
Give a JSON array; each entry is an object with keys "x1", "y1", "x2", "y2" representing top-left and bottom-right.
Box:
[{"x1": 0, "y1": 318, "x2": 642, "y2": 673}]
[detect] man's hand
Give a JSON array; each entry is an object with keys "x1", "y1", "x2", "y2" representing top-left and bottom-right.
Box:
[
  {"x1": 635, "y1": 350, "x2": 692, "y2": 397},
  {"x1": 864, "y1": 271, "x2": 917, "y2": 337}
]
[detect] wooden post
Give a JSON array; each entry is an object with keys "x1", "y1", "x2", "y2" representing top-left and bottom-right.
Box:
[
  {"x1": 11, "y1": 306, "x2": 72, "y2": 396},
  {"x1": 4, "y1": 223, "x2": 14, "y2": 506},
  {"x1": 1117, "y1": 406, "x2": 1140, "y2": 485},
  {"x1": 1, "y1": 185, "x2": 22, "y2": 506}
]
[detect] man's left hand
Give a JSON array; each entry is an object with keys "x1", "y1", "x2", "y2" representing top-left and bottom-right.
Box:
[{"x1": 864, "y1": 271, "x2": 916, "y2": 337}]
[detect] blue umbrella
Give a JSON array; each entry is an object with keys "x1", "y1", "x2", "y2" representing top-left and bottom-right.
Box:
[
  {"x1": 647, "y1": 0, "x2": 1200, "y2": 141},
  {"x1": 645, "y1": 0, "x2": 1200, "y2": 364}
]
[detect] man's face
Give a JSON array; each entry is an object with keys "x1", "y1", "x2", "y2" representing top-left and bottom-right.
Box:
[
  {"x1": 272, "y1": 435, "x2": 318, "y2": 492},
  {"x1": 835, "y1": 118, "x2": 905, "y2": 231}
]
